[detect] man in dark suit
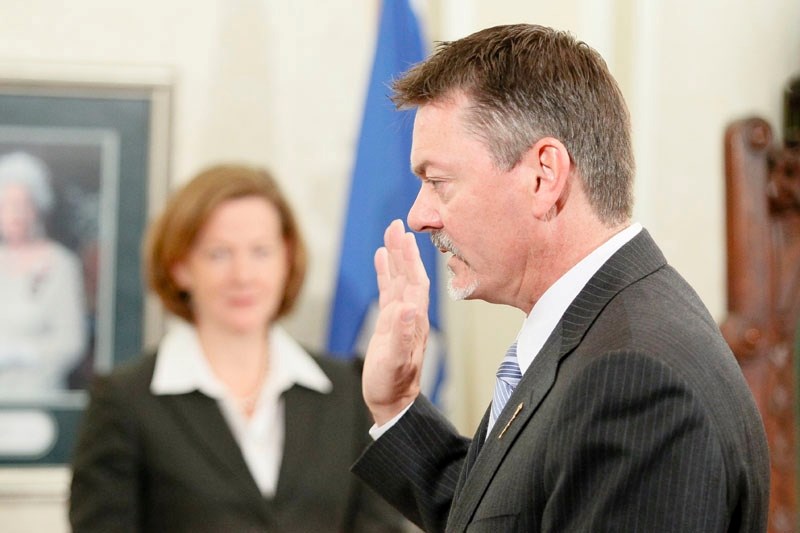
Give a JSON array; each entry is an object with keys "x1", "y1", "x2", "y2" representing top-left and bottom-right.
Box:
[{"x1": 351, "y1": 24, "x2": 770, "y2": 532}]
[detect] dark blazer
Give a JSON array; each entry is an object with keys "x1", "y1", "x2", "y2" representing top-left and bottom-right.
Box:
[
  {"x1": 352, "y1": 230, "x2": 770, "y2": 532},
  {"x1": 70, "y1": 351, "x2": 404, "y2": 532}
]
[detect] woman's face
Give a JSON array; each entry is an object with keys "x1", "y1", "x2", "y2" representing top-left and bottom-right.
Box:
[
  {"x1": 0, "y1": 183, "x2": 38, "y2": 244},
  {"x1": 171, "y1": 196, "x2": 289, "y2": 337}
]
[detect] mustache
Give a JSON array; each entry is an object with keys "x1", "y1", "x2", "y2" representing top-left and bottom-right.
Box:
[{"x1": 430, "y1": 230, "x2": 460, "y2": 257}]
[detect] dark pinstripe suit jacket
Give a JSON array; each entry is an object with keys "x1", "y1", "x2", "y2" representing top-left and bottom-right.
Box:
[
  {"x1": 352, "y1": 230, "x2": 770, "y2": 532},
  {"x1": 70, "y1": 352, "x2": 404, "y2": 533}
]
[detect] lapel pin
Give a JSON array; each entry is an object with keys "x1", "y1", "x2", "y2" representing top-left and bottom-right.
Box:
[{"x1": 498, "y1": 402, "x2": 524, "y2": 439}]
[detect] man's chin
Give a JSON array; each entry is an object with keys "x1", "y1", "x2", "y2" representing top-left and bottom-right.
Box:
[{"x1": 447, "y1": 278, "x2": 479, "y2": 301}]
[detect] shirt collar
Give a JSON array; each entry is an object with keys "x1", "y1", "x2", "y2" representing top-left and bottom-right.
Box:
[
  {"x1": 516, "y1": 222, "x2": 643, "y2": 374},
  {"x1": 150, "y1": 320, "x2": 332, "y2": 397}
]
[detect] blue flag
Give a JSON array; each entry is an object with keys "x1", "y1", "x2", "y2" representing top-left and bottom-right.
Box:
[{"x1": 327, "y1": 0, "x2": 445, "y2": 404}]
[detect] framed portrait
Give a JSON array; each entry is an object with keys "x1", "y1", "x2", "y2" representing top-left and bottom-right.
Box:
[{"x1": 0, "y1": 63, "x2": 171, "y2": 465}]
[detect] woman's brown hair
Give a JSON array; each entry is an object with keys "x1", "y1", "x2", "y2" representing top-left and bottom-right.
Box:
[{"x1": 144, "y1": 163, "x2": 307, "y2": 323}]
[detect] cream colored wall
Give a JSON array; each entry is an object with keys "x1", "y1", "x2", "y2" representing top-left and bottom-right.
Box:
[
  {"x1": 0, "y1": 1, "x2": 798, "y2": 531},
  {"x1": 637, "y1": 0, "x2": 800, "y2": 320}
]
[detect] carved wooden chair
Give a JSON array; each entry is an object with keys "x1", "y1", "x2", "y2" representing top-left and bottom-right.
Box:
[{"x1": 721, "y1": 117, "x2": 800, "y2": 533}]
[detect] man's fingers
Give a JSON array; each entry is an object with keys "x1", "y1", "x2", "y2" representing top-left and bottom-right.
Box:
[
  {"x1": 375, "y1": 247, "x2": 390, "y2": 310},
  {"x1": 364, "y1": 221, "x2": 429, "y2": 422},
  {"x1": 374, "y1": 219, "x2": 430, "y2": 339},
  {"x1": 383, "y1": 220, "x2": 413, "y2": 304},
  {"x1": 384, "y1": 220, "x2": 405, "y2": 277},
  {"x1": 401, "y1": 231, "x2": 430, "y2": 290},
  {"x1": 392, "y1": 304, "x2": 418, "y2": 355}
]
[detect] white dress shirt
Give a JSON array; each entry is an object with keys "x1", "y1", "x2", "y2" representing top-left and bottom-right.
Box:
[
  {"x1": 373, "y1": 222, "x2": 643, "y2": 439},
  {"x1": 150, "y1": 320, "x2": 332, "y2": 496}
]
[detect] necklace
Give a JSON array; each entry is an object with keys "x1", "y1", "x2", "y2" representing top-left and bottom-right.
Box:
[
  {"x1": 237, "y1": 387, "x2": 262, "y2": 416},
  {"x1": 230, "y1": 354, "x2": 268, "y2": 418}
]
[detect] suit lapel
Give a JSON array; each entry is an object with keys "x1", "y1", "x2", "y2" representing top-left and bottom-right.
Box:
[
  {"x1": 272, "y1": 384, "x2": 320, "y2": 504},
  {"x1": 446, "y1": 326, "x2": 564, "y2": 530},
  {"x1": 451, "y1": 407, "x2": 490, "y2": 509},
  {"x1": 447, "y1": 230, "x2": 667, "y2": 530},
  {"x1": 162, "y1": 392, "x2": 268, "y2": 509},
  {"x1": 271, "y1": 381, "x2": 356, "y2": 528}
]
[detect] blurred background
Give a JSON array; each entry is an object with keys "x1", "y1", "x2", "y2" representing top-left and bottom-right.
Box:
[{"x1": 0, "y1": 0, "x2": 798, "y2": 530}]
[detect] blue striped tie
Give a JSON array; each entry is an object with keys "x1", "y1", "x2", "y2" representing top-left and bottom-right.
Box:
[{"x1": 490, "y1": 342, "x2": 522, "y2": 427}]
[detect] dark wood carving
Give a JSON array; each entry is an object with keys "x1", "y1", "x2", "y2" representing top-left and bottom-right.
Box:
[{"x1": 721, "y1": 117, "x2": 800, "y2": 533}]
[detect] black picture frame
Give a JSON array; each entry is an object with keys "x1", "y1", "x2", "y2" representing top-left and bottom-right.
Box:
[{"x1": 0, "y1": 64, "x2": 171, "y2": 465}]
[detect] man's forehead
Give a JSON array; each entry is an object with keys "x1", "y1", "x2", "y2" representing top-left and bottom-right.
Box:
[{"x1": 409, "y1": 96, "x2": 480, "y2": 177}]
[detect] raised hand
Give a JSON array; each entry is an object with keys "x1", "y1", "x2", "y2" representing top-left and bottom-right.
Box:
[{"x1": 362, "y1": 219, "x2": 430, "y2": 425}]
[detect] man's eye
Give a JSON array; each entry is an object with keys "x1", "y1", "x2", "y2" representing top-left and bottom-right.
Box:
[{"x1": 431, "y1": 179, "x2": 448, "y2": 192}]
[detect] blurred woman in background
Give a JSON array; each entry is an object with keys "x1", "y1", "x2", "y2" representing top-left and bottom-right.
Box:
[
  {"x1": 0, "y1": 151, "x2": 86, "y2": 396},
  {"x1": 69, "y1": 163, "x2": 403, "y2": 532}
]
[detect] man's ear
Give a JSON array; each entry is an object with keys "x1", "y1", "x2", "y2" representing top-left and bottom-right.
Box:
[{"x1": 519, "y1": 136, "x2": 572, "y2": 219}]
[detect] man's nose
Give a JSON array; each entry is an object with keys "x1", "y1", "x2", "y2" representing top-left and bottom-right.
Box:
[{"x1": 407, "y1": 186, "x2": 442, "y2": 233}]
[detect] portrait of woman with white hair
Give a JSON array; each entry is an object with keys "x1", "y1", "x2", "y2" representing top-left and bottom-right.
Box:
[{"x1": 0, "y1": 150, "x2": 87, "y2": 396}]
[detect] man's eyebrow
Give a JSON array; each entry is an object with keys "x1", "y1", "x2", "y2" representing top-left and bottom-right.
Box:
[{"x1": 412, "y1": 161, "x2": 428, "y2": 179}]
